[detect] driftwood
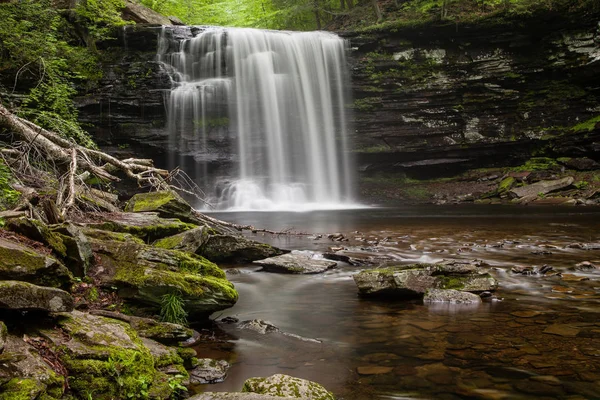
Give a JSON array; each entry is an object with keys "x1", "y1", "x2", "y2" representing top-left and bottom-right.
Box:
[{"x1": 0, "y1": 103, "x2": 205, "y2": 220}]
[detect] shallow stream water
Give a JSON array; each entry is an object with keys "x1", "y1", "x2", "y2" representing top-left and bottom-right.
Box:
[{"x1": 193, "y1": 206, "x2": 600, "y2": 399}]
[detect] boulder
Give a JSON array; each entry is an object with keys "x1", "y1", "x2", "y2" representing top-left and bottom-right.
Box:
[
  {"x1": 125, "y1": 191, "x2": 200, "y2": 224},
  {"x1": 121, "y1": 0, "x2": 172, "y2": 25},
  {"x1": 188, "y1": 359, "x2": 230, "y2": 384},
  {"x1": 153, "y1": 226, "x2": 209, "y2": 252},
  {"x1": 254, "y1": 252, "x2": 337, "y2": 274},
  {"x1": 0, "y1": 238, "x2": 72, "y2": 289},
  {"x1": 41, "y1": 311, "x2": 184, "y2": 399},
  {"x1": 509, "y1": 177, "x2": 574, "y2": 199},
  {"x1": 90, "y1": 238, "x2": 237, "y2": 318},
  {"x1": 242, "y1": 374, "x2": 335, "y2": 400},
  {"x1": 51, "y1": 223, "x2": 94, "y2": 277},
  {"x1": 201, "y1": 234, "x2": 284, "y2": 263},
  {"x1": 5, "y1": 217, "x2": 66, "y2": 258},
  {"x1": 0, "y1": 281, "x2": 73, "y2": 312},
  {"x1": 353, "y1": 263, "x2": 497, "y2": 297},
  {"x1": 423, "y1": 289, "x2": 482, "y2": 304},
  {"x1": 0, "y1": 335, "x2": 65, "y2": 399},
  {"x1": 83, "y1": 212, "x2": 194, "y2": 242},
  {"x1": 559, "y1": 157, "x2": 600, "y2": 171}
]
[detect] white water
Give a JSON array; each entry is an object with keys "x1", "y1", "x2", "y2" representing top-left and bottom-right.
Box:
[{"x1": 158, "y1": 27, "x2": 357, "y2": 211}]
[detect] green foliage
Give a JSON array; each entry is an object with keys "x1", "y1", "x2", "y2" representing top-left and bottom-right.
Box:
[
  {"x1": 572, "y1": 115, "x2": 600, "y2": 133},
  {"x1": 160, "y1": 292, "x2": 188, "y2": 325},
  {"x1": 0, "y1": 160, "x2": 21, "y2": 211},
  {"x1": 0, "y1": 0, "x2": 125, "y2": 149}
]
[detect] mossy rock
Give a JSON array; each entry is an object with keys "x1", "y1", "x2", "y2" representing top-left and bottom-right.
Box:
[
  {"x1": 0, "y1": 238, "x2": 72, "y2": 289},
  {"x1": 353, "y1": 262, "x2": 497, "y2": 297},
  {"x1": 5, "y1": 217, "x2": 66, "y2": 258},
  {"x1": 90, "y1": 239, "x2": 238, "y2": 318},
  {"x1": 125, "y1": 191, "x2": 200, "y2": 224},
  {"x1": 153, "y1": 226, "x2": 208, "y2": 253},
  {"x1": 0, "y1": 281, "x2": 73, "y2": 313},
  {"x1": 0, "y1": 335, "x2": 66, "y2": 399},
  {"x1": 81, "y1": 227, "x2": 145, "y2": 244},
  {"x1": 40, "y1": 311, "x2": 183, "y2": 400},
  {"x1": 83, "y1": 212, "x2": 196, "y2": 242},
  {"x1": 50, "y1": 223, "x2": 94, "y2": 278},
  {"x1": 242, "y1": 374, "x2": 335, "y2": 400},
  {"x1": 201, "y1": 234, "x2": 284, "y2": 263}
]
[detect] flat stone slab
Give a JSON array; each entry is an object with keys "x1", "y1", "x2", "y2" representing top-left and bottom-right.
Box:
[
  {"x1": 254, "y1": 253, "x2": 337, "y2": 274},
  {"x1": 357, "y1": 366, "x2": 394, "y2": 375},
  {"x1": 543, "y1": 324, "x2": 581, "y2": 337},
  {"x1": 0, "y1": 281, "x2": 73, "y2": 312},
  {"x1": 423, "y1": 289, "x2": 482, "y2": 304},
  {"x1": 510, "y1": 177, "x2": 574, "y2": 199}
]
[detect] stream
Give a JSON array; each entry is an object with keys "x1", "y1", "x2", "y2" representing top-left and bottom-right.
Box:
[{"x1": 193, "y1": 206, "x2": 600, "y2": 399}]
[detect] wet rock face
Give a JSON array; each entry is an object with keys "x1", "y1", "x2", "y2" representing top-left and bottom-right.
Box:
[{"x1": 346, "y1": 15, "x2": 600, "y2": 175}]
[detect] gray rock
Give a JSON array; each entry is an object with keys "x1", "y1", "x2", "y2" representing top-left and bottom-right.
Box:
[
  {"x1": 51, "y1": 223, "x2": 94, "y2": 277},
  {"x1": 122, "y1": 0, "x2": 172, "y2": 24},
  {"x1": 189, "y1": 359, "x2": 230, "y2": 384},
  {"x1": 5, "y1": 217, "x2": 67, "y2": 258},
  {"x1": 242, "y1": 374, "x2": 335, "y2": 400},
  {"x1": 0, "y1": 335, "x2": 65, "y2": 398},
  {"x1": 559, "y1": 157, "x2": 600, "y2": 171},
  {"x1": 254, "y1": 253, "x2": 337, "y2": 274},
  {"x1": 0, "y1": 281, "x2": 73, "y2": 312},
  {"x1": 0, "y1": 237, "x2": 72, "y2": 289},
  {"x1": 353, "y1": 263, "x2": 497, "y2": 297},
  {"x1": 201, "y1": 234, "x2": 284, "y2": 263},
  {"x1": 509, "y1": 177, "x2": 574, "y2": 199},
  {"x1": 124, "y1": 190, "x2": 201, "y2": 224},
  {"x1": 83, "y1": 212, "x2": 193, "y2": 242},
  {"x1": 238, "y1": 319, "x2": 280, "y2": 334},
  {"x1": 424, "y1": 289, "x2": 482, "y2": 304},
  {"x1": 0, "y1": 321, "x2": 6, "y2": 353}
]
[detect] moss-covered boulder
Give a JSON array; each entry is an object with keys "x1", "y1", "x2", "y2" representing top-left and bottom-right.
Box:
[
  {"x1": 191, "y1": 394, "x2": 297, "y2": 399},
  {"x1": 40, "y1": 311, "x2": 184, "y2": 400},
  {"x1": 188, "y1": 358, "x2": 230, "y2": 384},
  {"x1": 153, "y1": 226, "x2": 209, "y2": 253},
  {"x1": 83, "y1": 212, "x2": 195, "y2": 242},
  {"x1": 242, "y1": 374, "x2": 335, "y2": 400},
  {"x1": 5, "y1": 217, "x2": 67, "y2": 258},
  {"x1": 0, "y1": 335, "x2": 66, "y2": 399},
  {"x1": 51, "y1": 223, "x2": 94, "y2": 277},
  {"x1": 201, "y1": 234, "x2": 284, "y2": 263},
  {"x1": 0, "y1": 238, "x2": 72, "y2": 289},
  {"x1": 0, "y1": 281, "x2": 73, "y2": 312},
  {"x1": 91, "y1": 239, "x2": 238, "y2": 318},
  {"x1": 125, "y1": 191, "x2": 200, "y2": 224},
  {"x1": 353, "y1": 262, "x2": 497, "y2": 297}
]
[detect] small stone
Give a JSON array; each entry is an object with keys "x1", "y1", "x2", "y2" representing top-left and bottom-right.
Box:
[
  {"x1": 543, "y1": 324, "x2": 580, "y2": 337},
  {"x1": 561, "y1": 274, "x2": 589, "y2": 282},
  {"x1": 510, "y1": 311, "x2": 542, "y2": 318},
  {"x1": 357, "y1": 366, "x2": 394, "y2": 375},
  {"x1": 573, "y1": 261, "x2": 599, "y2": 271},
  {"x1": 188, "y1": 359, "x2": 230, "y2": 384},
  {"x1": 531, "y1": 375, "x2": 561, "y2": 385}
]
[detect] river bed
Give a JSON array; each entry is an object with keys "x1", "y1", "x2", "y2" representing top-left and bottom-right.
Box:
[{"x1": 193, "y1": 206, "x2": 600, "y2": 399}]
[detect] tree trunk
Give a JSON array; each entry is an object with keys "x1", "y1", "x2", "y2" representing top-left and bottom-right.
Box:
[
  {"x1": 314, "y1": 0, "x2": 322, "y2": 30},
  {"x1": 370, "y1": 0, "x2": 383, "y2": 22},
  {"x1": 345, "y1": 0, "x2": 353, "y2": 9},
  {"x1": 339, "y1": 0, "x2": 345, "y2": 10}
]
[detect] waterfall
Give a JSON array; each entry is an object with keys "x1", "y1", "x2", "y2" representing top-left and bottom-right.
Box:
[{"x1": 158, "y1": 26, "x2": 356, "y2": 211}]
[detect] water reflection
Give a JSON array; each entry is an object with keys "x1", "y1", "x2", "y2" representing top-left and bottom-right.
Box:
[{"x1": 195, "y1": 206, "x2": 600, "y2": 399}]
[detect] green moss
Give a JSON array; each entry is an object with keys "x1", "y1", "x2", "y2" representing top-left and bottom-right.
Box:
[
  {"x1": 125, "y1": 191, "x2": 179, "y2": 213},
  {"x1": 0, "y1": 160, "x2": 21, "y2": 212},
  {"x1": 572, "y1": 115, "x2": 600, "y2": 133},
  {"x1": 438, "y1": 276, "x2": 466, "y2": 290},
  {"x1": 0, "y1": 378, "x2": 47, "y2": 400},
  {"x1": 94, "y1": 219, "x2": 195, "y2": 242},
  {"x1": 153, "y1": 234, "x2": 184, "y2": 250},
  {"x1": 353, "y1": 97, "x2": 382, "y2": 112},
  {"x1": 512, "y1": 157, "x2": 560, "y2": 172},
  {"x1": 81, "y1": 228, "x2": 145, "y2": 244}
]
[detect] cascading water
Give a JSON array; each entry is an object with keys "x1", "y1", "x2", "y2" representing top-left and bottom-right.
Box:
[{"x1": 158, "y1": 26, "x2": 356, "y2": 211}]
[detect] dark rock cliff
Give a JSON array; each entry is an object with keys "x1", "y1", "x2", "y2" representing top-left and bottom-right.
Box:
[
  {"x1": 345, "y1": 9, "x2": 600, "y2": 177},
  {"x1": 77, "y1": 9, "x2": 600, "y2": 180}
]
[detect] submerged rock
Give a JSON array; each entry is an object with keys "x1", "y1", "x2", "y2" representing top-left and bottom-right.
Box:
[
  {"x1": 188, "y1": 359, "x2": 230, "y2": 384},
  {"x1": 423, "y1": 289, "x2": 482, "y2": 304},
  {"x1": 0, "y1": 281, "x2": 73, "y2": 312},
  {"x1": 242, "y1": 374, "x2": 335, "y2": 400},
  {"x1": 353, "y1": 262, "x2": 497, "y2": 297},
  {"x1": 0, "y1": 237, "x2": 72, "y2": 289},
  {"x1": 254, "y1": 252, "x2": 337, "y2": 274},
  {"x1": 201, "y1": 234, "x2": 283, "y2": 263},
  {"x1": 90, "y1": 238, "x2": 237, "y2": 318}
]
